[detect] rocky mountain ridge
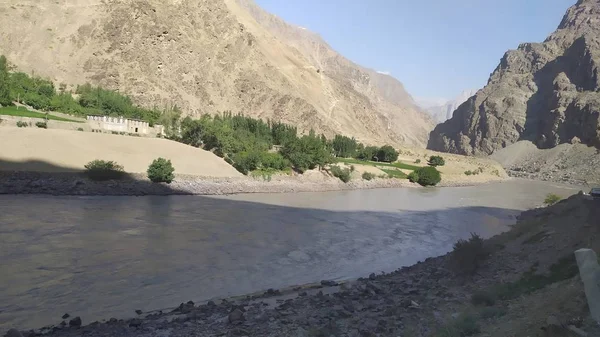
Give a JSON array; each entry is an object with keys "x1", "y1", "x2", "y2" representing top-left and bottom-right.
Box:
[
  {"x1": 0, "y1": 0, "x2": 434, "y2": 147},
  {"x1": 418, "y1": 89, "x2": 478, "y2": 123},
  {"x1": 428, "y1": 0, "x2": 600, "y2": 155}
]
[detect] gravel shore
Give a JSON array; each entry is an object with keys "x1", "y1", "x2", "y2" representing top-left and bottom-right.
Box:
[{"x1": 0, "y1": 171, "x2": 505, "y2": 196}]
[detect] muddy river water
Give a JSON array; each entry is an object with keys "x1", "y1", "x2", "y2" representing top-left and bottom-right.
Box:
[{"x1": 0, "y1": 179, "x2": 581, "y2": 330}]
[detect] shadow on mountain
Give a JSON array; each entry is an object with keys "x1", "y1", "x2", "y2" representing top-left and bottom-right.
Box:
[{"x1": 0, "y1": 158, "x2": 190, "y2": 195}]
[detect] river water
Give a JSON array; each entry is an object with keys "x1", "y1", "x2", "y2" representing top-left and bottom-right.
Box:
[{"x1": 0, "y1": 180, "x2": 581, "y2": 331}]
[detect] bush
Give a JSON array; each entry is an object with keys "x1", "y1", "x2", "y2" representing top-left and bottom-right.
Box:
[
  {"x1": 543, "y1": 193, "x2": 561, "y2": 206},
  {"x1": 362, "y1": 172, "x2": 375, "y2": 181},
  {"x1": 376, "y1": 145, "x2": 399, "y2": 162},
  {"x1": 16, "y1": 121, "x2": 28, "y2": 127},
  {"x1": 471, "y1": 291, "x2": 496, "y2": 306},
  {"x1": 147, "y1": 157, "x2": 175, "y2": 183},
  {"x1": 408, "y1": 171, "x2": 419, "y2": 183},
  {"x1": 77, "y1": 127, "x2": 84, "y2": 131},
  {"x1": 451, "y1": 233, "x2": 488, "y2": 275},
  {"x1": 84, "y1": 160, "x2": 125, "y2": 181},
  {"x1": 415, "y1": 159, "x2": 421, "y2": 164},
  {"x1": 413, "y1": 166, "x2": 441, "y2": 186},
  {"x1": 330, "y1": 165, "x2": 351, "y2": 183},
  {"x1": 436, "y1": 314, "x2": 480, "y2": 337},
  {"x1": 260, "y1": 152, "x2": 290, "y2": 171},
  {"x1": 428, "y1": 155, "x2": 445, "y2": 167},
  {"x1": 232, "y1": 151, "x2": 261, "y2": 175},
  {"x1": 35, "y1": 121, "x2": 47, "y2": 129}
]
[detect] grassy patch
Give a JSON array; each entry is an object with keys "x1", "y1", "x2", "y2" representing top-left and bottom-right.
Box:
[
  {"x1": 484, "y1": 255, "x2": 578, "y2": 301},
  {"x1": 336, "y1": 157, "x2": 420, "y2": 170},
  {"x1": 250, "y1": 168, "x2": 291, "y2": 181},
  {"x1": 380, "y1": 168, "x2": 407, "y2": 179},
  {"x1": 0, "y1": 106, "x2": 82, "y2": 122}
]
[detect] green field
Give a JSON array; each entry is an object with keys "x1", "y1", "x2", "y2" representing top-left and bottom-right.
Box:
[
  {"x1": 336, "y1": 157, "x2": 421, "y2": 171},
  {"x1": 380, "y1": 168, "x2": 408, "y2": 178},
  {"x1": 0, "y1": 106, "x2": 83, "y2": 123}
]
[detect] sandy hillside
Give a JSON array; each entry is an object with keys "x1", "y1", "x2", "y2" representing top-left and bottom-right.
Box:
[
  {"x1": 0, "y1": 0, "x2": 433, "y2": 147},
  {"x1": 0, "y1": 128, "x2": 242, "y2": 177}
]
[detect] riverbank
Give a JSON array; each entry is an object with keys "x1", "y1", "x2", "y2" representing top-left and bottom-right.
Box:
[
  {"x1": 0, "y1": 170, "x2": 508, "y2": 196},
  {"x1": 4, "y1": 193, "x2": 598, "y2": 337}
]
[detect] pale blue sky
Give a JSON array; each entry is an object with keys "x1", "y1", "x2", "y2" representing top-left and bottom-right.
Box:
[{"x1": 254, "y1": 0, "x2": 575, "y2": 100}]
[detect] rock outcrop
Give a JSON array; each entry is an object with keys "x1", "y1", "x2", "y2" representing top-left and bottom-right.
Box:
[
  {"x1": 428, "y1": 0, "x2": 600, "y2": 155},
  {"x1": 0, "y1": 0, "x2": 434, "y2": 147}
]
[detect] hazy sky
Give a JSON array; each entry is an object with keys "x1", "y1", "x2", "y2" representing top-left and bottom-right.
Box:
[{"x1": 254, "y1": 0, "x2": 575, "y2": 101}]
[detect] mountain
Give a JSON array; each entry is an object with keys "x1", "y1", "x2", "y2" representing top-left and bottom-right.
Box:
[
  {"x1": 418, "y1": 89, "x2": 478, "y2": 123},
  {"x1": 428, "y1": 0, "x2": 600, "y2": 155},
  {"x1": 0, "y1": 0, "x2": 434, "y2": 147}
]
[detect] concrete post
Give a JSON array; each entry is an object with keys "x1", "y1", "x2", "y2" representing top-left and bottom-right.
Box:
[{"x1": 575, "y1": 248, "x2": 600, "y2": 324}]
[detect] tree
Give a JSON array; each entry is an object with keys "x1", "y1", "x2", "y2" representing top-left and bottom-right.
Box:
[
  {"x1": 428, "y1": 155, "x2": 445, "y2": 167},
  {"x1": 332, "y1": 135, "x2": 358, "y2": 158},
  {"x1": 355, "y1": 146, "x2": 378, "y2": 161},
  {"x1": 413, "y1": 166, "x2": 441, "y2": 186},
  {"x1": 147, "y1": 158, "x2": 175, "y2": 183},
  {"x1": 376, "y1": 145, "x2": 399, "y2": 162},
  {"x1": 0, "y1": 55, "x2": 11, "y2": 106}
]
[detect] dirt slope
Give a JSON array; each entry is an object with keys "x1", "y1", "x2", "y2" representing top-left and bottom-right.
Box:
[
  {"x1": 0, "y1": 0, "x2": 434, "y2": 147},
  {"x1": 0, "y1": 128, "x2": 242, "y2": 177}
]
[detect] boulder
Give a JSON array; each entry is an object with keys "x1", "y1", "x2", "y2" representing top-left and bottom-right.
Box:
[
  {"x1": 68, "y1": 316, "x2": 82, "y2": 327},
  {"x1": 575, "y1": 248, "x2": 600, "y2": 324},
  {"x1": 5, "y1": 329, "x2": 23, "y2": 337},
  {"x1": 228, "y1": 309, "x2": 245, "y2": 323}
]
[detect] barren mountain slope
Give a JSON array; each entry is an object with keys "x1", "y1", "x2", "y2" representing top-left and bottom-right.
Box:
[
  {"x1": 428, "y1": 0, "x2": 600, "y2": 155},
  {"x1": 419, "y1": 89, "x2": 478, "y2": 123},
  {"x1": 229, "y1": 0, "x2": 435, "y2": 145},
  {"x1": 0, "y1": 0, "x2": 433, "y2": 147}
]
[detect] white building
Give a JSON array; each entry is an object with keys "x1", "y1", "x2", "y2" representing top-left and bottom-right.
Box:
[{"x1": 86, "y1": 115, "x2": 150, "y2": 134}]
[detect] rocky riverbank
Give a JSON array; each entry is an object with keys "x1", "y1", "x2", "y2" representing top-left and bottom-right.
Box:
[
  {"x1": 0, "y1": 170, "x2": 505, "y2": 196},
  {"x1": 4, "y1": 193, "x2": 600, "y2": 337}
]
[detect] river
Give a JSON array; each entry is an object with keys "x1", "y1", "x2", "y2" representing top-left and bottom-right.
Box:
[{"x1": 0, "y1": 179, "x2": 581, "y2": 331}]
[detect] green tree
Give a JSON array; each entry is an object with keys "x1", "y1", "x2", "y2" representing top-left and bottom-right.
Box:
[
  {"x1": 147, "y1": 158, "x2": 175, "y2": 183},
  {"x1": 0, "y1": 55, "x2": 11, "y2": 106},
  {"x1": 355, "y1": 145, "x2": 378, "y2": 161},
  {"x1": 376, "y1": 145, "x2": 399, "y2": 162},
  {"x1": 427, "y1": 155, "x2": 445, "y2": 167},
  {"x1": 413, "y1": 166, "x2": 441, "y2": 186},
  {"x1": 332, "y1": 135, "x2": 358, "y2": 158}
]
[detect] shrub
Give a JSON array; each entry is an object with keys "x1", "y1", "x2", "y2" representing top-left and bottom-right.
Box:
[
  {"x1": 479, "y1": 307, "x2": 507, "y2": 320},
  {"x1": 350, "y1": 165, "x2": 355, "y2": 172},
  {"x1": 16, "y1": 121, "x2": 28, "y2": 127},
  {"x1": 436, "y1": 314, "x2": 480, "y2": 337},
  {"x1": 415, "y1": 159, "x2": 421, "y2": 164},
  {"x1": 464, "y1": 170, "x2": 473, "y2": 176},
  {"x1": 413, "y1": 166, "x2": 441, "y2": 186},
  {"x1": 428, "y1": 155, "x2": 445, "y2": 167},
  {"x1": 35, "y1": 121, "x2": 47, "y2": 129},
  {"x1": 451, "y1": 233, "x2": 488, "y2": 275},
  {"x1": 147, "y1": 157, "x2": 175, "y2": 183},
  {"x1": 471, "y1": 291, "x2": 496, "y2": 306},
  {"x1": 362, "y1": 172, "x2": 375, "y2": 181},
  {"x1": 543, "y1": 193, "x2": 561, "y2": 206},
  {"x1": 232, "y1": 151, "x2": 261, "y2": 175},
  {"x1": 408, "y1": 171, "x2": 419, "y2": 183},
  {"x1": 77, "y1": 127, "x2": 84, "y2": 131},
  {"x1": 84, "y1": 160, "x2": 125, "y2": 181},
  {"x1": 330, "y1": 165, "x2": 351, "y2": 183},
  {"x1": 376, "y1": 145, "x2": 399, "y2": 162},
  {"x1": 260, "y1": 152, "x2": 290, "y2": 171}
]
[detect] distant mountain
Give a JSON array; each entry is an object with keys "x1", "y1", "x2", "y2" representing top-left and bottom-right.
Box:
[
  {"x1": 428, "y1": 0, "x2": 600, "y2": 155},
  {"x1": 0, "y1": 0, "x2": 434, "y2": 147},
  {"x1": 417, "y1": 90, "x2": 478, "y2": 123}
]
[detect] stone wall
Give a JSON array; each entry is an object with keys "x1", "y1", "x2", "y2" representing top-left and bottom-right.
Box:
[{"x1": 0, "y1": 115, "x2": 90, "y2": 131}]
